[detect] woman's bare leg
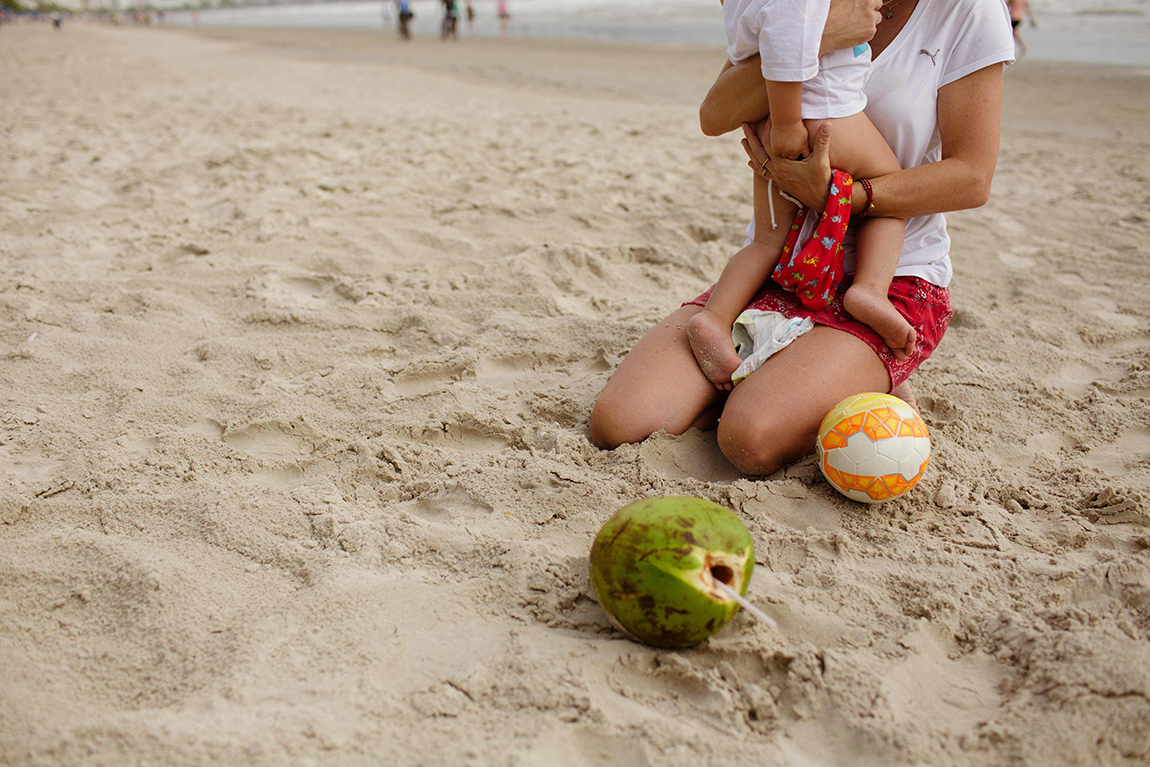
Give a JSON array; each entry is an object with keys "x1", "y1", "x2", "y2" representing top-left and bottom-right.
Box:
[
  {"x1": 717, "y1": 325, "x2": 890, "y2": 475},
  {"x1": 589, "y1": 305, "x2": 726, "y2": 449},
  {"x1": 891, "y1": 378, "x2": 917, "y2": 410}
]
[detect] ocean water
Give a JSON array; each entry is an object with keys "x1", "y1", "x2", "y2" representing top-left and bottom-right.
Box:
[
  {"x1": 166, "y1": 0, "x2": 727, "y2": 45},
  {"x1": 165, "y1": 0, "x2": 1150, "y2": 66}
]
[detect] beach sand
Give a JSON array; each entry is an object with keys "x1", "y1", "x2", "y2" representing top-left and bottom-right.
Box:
[{"x1": 1, "y1": 22, "x2": 1148, "y2": 766}]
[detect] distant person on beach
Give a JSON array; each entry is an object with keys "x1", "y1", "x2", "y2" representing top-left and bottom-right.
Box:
[
  {"x1": 1008, "y1": 0, "x2": 1036, "y2": 56},
  {"x1": 684, "y1": 0, "x2": 913, "y2": 393},
  {"x1": 591, "y1": 0, "x2": 1015, "y2": 476},
  {"x1": 498, "y1": 0, "x2": 510, "y2": 34},
  {"x1": 381, "y1": 1, "x2": 393, "y2": 30},
  {"x1": 466, "y1": 0, "x2": 476, "y2": 34},
  {"x1": 441, "y1": 0, "x2": 459, "y2": 38},
  {"x1": 397, "y1": 0, "x2": 413, "y2": 39}
]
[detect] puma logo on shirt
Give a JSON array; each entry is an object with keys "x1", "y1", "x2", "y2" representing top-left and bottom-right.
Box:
[{"x1": 920, "y1": 48, "x2": 941, "y2": 65}]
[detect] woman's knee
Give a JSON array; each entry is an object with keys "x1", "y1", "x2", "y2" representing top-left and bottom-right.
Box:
[
  {"x1": 717, "y1": 414, "x2": 811, "y2": 476},
  {"x1": 589, "y1": 389, "x2": 708, "y2": 450},
  {"x1": 588, "y1": 397, "x2": 629, "y2": 449},
  {"x1": 588, "y1": 390, "x2": 660, "y2": 449}
]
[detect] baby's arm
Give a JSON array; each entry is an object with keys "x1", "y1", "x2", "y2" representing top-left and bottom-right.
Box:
[
  {"x1": 764, "y1": 81, "x2": 809, "y2": 159},
  {"x1": 700, "y1": 0, "x2": 881, "y2": 136},
  {"x1": 756, "y1": 0, "x2": 825, "y2": 159}
]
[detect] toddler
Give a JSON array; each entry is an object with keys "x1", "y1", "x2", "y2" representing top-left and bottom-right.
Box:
[{"x1": 688, "y1": 0, "x2": 915, "y2": 389}]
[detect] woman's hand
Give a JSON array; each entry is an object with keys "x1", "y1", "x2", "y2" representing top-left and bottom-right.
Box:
[
  {"x1": 820, "y1": 0, "x2": 883, "y2": 56},
  {"x1": 742, "y1": 121, "x2": 835, "y2": 211}
]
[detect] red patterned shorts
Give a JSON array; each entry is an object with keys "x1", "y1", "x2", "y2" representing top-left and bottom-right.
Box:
[{"x1": 685, "y1": 276, "x2": 953, "y2": 389}]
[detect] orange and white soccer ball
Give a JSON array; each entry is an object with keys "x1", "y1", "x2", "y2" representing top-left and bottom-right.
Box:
[{"x1": 816, "y1": 393, "x2": 931, "y2": 503}]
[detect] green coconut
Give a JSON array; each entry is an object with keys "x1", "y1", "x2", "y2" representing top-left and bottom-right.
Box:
[{"x1": 589, "y1": 496, "x2": 755, "y2": 649}]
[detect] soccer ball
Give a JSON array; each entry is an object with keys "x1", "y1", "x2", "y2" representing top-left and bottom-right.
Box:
[{"x1": 816, "y1": 393, "x2": 931, "y2": 503}]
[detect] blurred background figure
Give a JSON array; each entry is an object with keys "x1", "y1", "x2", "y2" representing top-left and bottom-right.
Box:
[
  {"x1": 440, "y1": 0, "x2": 457, "y2": 39},
  {"x1": 1008, "y1": 0, "x2": 1036, "y2": 56},
  {"x1": 381, "y1": 0, "x2": 393, "y2": 31},
  {"x1": 397, "y1": 0, "x2": 412, "y2": 39},
  {"x1": 466, "y1": 0, "x2": 475, "y2": 34},
  {"x1": 498, "y1": 0, "x2": 509, "y2": 35}
]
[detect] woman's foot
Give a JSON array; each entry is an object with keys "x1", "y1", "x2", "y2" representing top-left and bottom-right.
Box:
[
  {"x1": 843, "y1": 284, "x2": 917, "y2": 361},
  {"x1": 686, "y1": 309, "x2": 742, "y2": 391},
  {"x1": 890, "y1": 378, "x2": 917, "y2": 411}
]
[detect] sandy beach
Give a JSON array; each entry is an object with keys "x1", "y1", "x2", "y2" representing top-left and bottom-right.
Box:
[{"x1": 1, "y1": 21, "x2": 1148, "y2": 766}]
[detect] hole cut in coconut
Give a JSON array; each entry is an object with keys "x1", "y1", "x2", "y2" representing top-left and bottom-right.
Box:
[
  {"x1": 702, "y1": 554, "x2": 778, "y2": 631},
  {"x1": 709, "y1": 565, "x2": 735, "y2": 586}
]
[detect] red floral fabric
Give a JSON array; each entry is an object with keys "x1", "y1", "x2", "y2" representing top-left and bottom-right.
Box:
[{"x1": 771, "y1": 169, "x2": 854, "y2": 311}]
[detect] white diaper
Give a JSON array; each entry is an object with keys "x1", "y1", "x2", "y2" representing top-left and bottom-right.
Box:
[{"x1": 731, "y1": 309, "x2": 815, "y2": 384}]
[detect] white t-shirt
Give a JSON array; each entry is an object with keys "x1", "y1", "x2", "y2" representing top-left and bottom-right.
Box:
[
  {"x1": 745, "y1": 0, "x2": 1015, "y2": 288},
  {"x1": 726, "y1": 0, "x2": 827, "y2": 82},
  {"x1": 725, "y1": 0, "x2": 870, "y2": 119}
]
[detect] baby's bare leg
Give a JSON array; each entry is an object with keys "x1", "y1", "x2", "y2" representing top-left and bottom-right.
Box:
[
  {"x1": 850, "y1": 217, "x2": 915, "y2": 359},
  {"x1": 688, "y1": 171, "x2": 798, "y2": 389},
  {"x1": 811, "y1": 114, "x2": 916, "y2": 360}
]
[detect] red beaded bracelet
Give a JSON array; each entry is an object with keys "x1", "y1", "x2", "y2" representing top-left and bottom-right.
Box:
[{"x1": 858, "y1": 178, "x2": 875, "y2": 218}]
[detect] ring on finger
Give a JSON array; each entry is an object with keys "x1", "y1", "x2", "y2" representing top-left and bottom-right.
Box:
[{"x1": 760, "y1": 158, "x2": 770, "y2": 175}]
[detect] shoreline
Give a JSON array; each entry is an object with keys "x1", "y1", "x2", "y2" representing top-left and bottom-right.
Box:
[
  {"x1": 177, "y1": 24, "x2": 1150, "y2": 106},
  {"x1": 158, "y1": 0, "x2": 1150, "y2": 68}
]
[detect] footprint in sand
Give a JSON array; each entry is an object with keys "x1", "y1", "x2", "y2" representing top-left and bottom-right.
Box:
[
  {"x1": 187, "y1": 418, "x2": 225, "y2": 439},
  {"x1": 996, "y1": 248, "x2": 1037, "y2": 270},
  {"x1": 1056, "y1": 334, "x2": 1147, "y2": 397},
  {"x1": 392, "y1": 362, "x2": 470, "y2": 396},
  {"x1": 1059, "y1": 360, "x2": 1114, "y2": 398},
  {"x1": 474, "y1": 355, "x2": 537, "y2": 385},
  {"x1": 1084, "y1": 426, "x2": 1150, "y2": 475},
  {"x1": 1080, "y1": 295, "x2": 1144, "y2": 330},
  {"x1": 0, "y1": 493, "x2": 30, "y2": 524},
  {"x1": 222, "y1": 421, "x2": 317, "y2": 461},
  {"x1": 523, "y1": 726, "x2": 654, "y2": 767},
  {"x1": 247, "y1": 270, "x2": 360, "y2": 311}
]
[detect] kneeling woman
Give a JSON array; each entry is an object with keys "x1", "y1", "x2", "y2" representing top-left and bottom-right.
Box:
[{"x1": 589, "y1": 0, "x2": 1014, "y2": 474}]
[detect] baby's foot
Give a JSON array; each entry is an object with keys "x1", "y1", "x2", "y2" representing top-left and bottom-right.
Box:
[
  {"x1": 687, "y1": 309, "x2": 743, "y2": 391},
  {"x1": 844, "y1": 285, "x2": 917, "y2": 361}
]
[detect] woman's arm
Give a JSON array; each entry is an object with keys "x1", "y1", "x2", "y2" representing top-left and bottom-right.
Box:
[
  {"x1": 742, "y1": 63, "x2": 1005, "y2": 217},
  {"x1": 700, "y1": 58, "x2": 770, "y2": 137},
  {"x1": 699, "y1": 0, "x2": 883, "y2": 136},
  {"x1": 852, "y1": 64, "x2": 1004, "y2": 217}
]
